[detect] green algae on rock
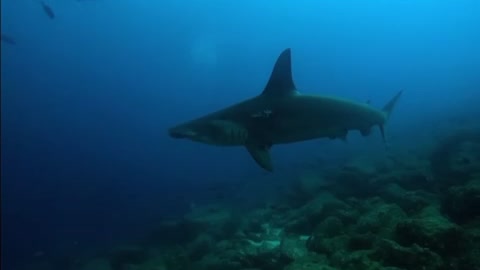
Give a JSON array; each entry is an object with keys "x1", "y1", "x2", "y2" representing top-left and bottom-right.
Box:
[
  {"x1": 443, "y1": 179, "x2": 480, "y2": 224},
  {"x1": 373, "y1": 239, "x2": 443, "y2": 270},
  {"x1": 79, "y1": 258, "x2": 112, "y2": 270},
  {"x1": 395, "y1": 206, "x2": 467, "y2": 257},
  {"x1": 430, "y1": 129, "x2": 480, "y2": 188}
]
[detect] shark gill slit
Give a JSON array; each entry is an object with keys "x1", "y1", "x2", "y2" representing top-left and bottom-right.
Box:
[
  {"x1": 228, "y1": 128, "x2": 241, "y2": 144},
  {"x1": 235, "y1": 129, "x2": 247, "y2": 144},
  {"x1": 237, "y1": 129, "x2": 247, "y2": 144},
  {"x1": 230, "y1": 129, "x2": 236, "y2": 144}
]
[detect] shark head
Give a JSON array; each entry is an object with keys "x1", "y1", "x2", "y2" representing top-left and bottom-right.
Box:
[
  {"x1": 168, "y1": 124, "x2": 198, "y2": 139},
  {"x1": 167, "y1": 48, "x2": 296, "y2": 172},
  {"x1": 169, "y1": 119, "x2": 249, "y2": 146},
  {"x1": 168, "y1": 120, "x2": 215, "y2": 144}
]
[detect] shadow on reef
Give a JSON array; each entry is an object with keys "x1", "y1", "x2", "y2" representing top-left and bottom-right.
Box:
[
  {"x1": 429, "y1": 129, "x2": 480, "y2": 225},
  {"x1": 21, "y1": 128, "x2": 480, "y2": 270},
  {"x1": 430, "y1": 129, "x2": 480, "y2": 189}
]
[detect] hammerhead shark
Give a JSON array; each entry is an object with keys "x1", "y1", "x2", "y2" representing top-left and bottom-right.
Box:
[{"x1": 169, "y1": 48, "x2": 402, "y2": 171}]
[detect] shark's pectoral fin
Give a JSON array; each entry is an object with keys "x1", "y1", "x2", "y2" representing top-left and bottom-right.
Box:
[
  {"x1": 379, "y1": 125, "x2": 386, "y2": 143},
  {"x1": 245, "y1": 144, "x2": 273, "y2": 172}
]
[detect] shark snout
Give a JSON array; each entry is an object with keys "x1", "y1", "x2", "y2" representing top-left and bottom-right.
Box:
[
  {"x1": 168, "y1": 126, "x2": 196, "y2": 139},
  {"x1": 169, "y1": 129, "x2": 185, "y2": 139}
]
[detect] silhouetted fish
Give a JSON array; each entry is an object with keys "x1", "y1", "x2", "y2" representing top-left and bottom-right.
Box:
[
  {"x1": 40, "y1": 1, "x2": 55, "y2": 19},
  {"x1": 1, "y1": 34, "x2": 16, "y2": 45}
]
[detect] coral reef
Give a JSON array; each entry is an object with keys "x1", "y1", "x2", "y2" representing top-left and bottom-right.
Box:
[
  {"x1": 430, "y1": 130, "x2": 480, "y2": 189},
  {"x1": 23, "y1": 129, "x2": 480, "y2": 270}
]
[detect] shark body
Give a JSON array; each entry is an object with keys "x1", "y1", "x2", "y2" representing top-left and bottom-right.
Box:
[{"x1": 169, "y1": 48, "x2": 402, "y2": 171}]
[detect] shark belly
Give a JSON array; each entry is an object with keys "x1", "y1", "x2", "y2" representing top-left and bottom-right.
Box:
[
  {"x1": 266, "y1": 96, "x2": 385, "y2": 144},
  {"x1": 269, "y1": 118, "x2": 350, "y2": 144}
]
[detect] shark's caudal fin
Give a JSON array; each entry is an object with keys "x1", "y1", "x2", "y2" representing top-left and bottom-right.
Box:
[
  {"x1": 261, "y1": 48, "x2": 298, "y2": 97},
  {"x1": 379, "y1": 90, "x2": 403, "y2": 142}
]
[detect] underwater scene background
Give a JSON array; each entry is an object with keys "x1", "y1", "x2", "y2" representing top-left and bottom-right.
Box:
[{"x1": 1, "y1": 0, "x2": 480, "y2": 269}]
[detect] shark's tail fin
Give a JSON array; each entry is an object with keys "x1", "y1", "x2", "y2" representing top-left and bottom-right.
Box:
[
  {"x1": 379, "y1": 90, "x2": 403, "y2": 143},
  {"x1": 382, "y1": 90, "x2": 403, "y2": 120}
]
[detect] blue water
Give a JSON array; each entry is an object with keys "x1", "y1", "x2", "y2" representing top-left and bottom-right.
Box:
[{"x1": 1, "y1": 0, "x2": 479, "y2": 269}]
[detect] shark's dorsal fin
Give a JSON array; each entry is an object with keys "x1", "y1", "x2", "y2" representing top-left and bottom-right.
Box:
[
  {"x1": 245, "y1": 144, "x2": 273, "y2": 172},
  {"x1": 262, "y1": 48, "x2": 297, "y2": 97}
]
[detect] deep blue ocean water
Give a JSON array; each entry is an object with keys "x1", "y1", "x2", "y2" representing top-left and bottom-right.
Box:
[{"x1": 1, "y1": 0, "x2": 479, "y2": 269}]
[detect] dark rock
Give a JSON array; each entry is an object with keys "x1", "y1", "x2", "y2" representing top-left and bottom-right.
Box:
[
  {"x1": 374, "y1": 239, "x2": 443, "y2": 270},
  {"x1": 20, "y1": 261, "x2": 55, "y2": 270},
  {"x1": 144, "y1": 204, "x2": 239, "y2": 248},
  {"x1": 193, "y1": 253, "x2": 243, "y2": 270},
  {"x1": 183, "y1": 204, "x2": 237, "y2": 239},
  {"x1": 354, "y1": 200, "x2": 407, "y2": 238},
  {"x1": 286, "y1": 171, "x2": 333, "y2": 206},
  {"x1": 348, "y1": 232, "x2": 376, "y2": 251},
  {"x1": 280, "y1": 236, "x2": 309, "y2": 261},
  {"x1": 108, "y1": 246, "x2": 149, "y2": 270},
  {"x1": 370, "y1": 168, "x2": 435, "y2": 192},
  {"x1": 442, "y1": 179, "x2": 480, "y2": 224},
  {"x1": 194, "y1": 227, "x2": 293, "y2": 270},
  {"x1": 447, "y1": 248, "x2": 480, "y2": 270},
  {"x1": 395, "y1": 206, "x2": 467, "y2": 257},
  {"x1": 430, "y1": 130, "x2": 480, "y2": 188},
  {"x1": 78, "y1": 258, "x2": 112, "y2": 270},
  {"x1": 142, "y1": 219, "x2": 200, "y2": 246},
  {"x1": 283, "y1": 254, "x2": 333, "y2": 270},
  {"x1": 163, "y1": 247, "x2": 191, "y2": 270},
  {"x1": 306, "y1": 234, "x2": 349, "y2": 255},
  {"x1": 382, "y1": 183, "x2": 435, "y2": 214},
  {"x1": 330, "y1": 249, "x2": 381, "y2": 270},
  {"x1": 240, "y1": 239, "x2": 293, "y2": 270},
  {"x1": 245, "y1": 218, "x2": 264, "y2": 234},
  {"x1": 313, "y1": 216, "x2": 344, "y2": 237},
  {"x1": 397, "y1": 169, "x2": 436, "y2": 191},
  {"x1": 283, "y1": 192, "x2": 348, "y2": 234},
  {"x1": 332, "y1": 157, "x2": 380, "y2": 198},
  {"x1": 187, "y1": 234, "x2": 215, "y2": 261}
]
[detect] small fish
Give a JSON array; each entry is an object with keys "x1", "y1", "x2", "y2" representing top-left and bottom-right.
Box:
[
  {"x1": 1, "y1": 34, "x2": 16, "y2": 45},
  {"x1": 40, "y1": 1, "x2": 55, "y2": 19}
]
